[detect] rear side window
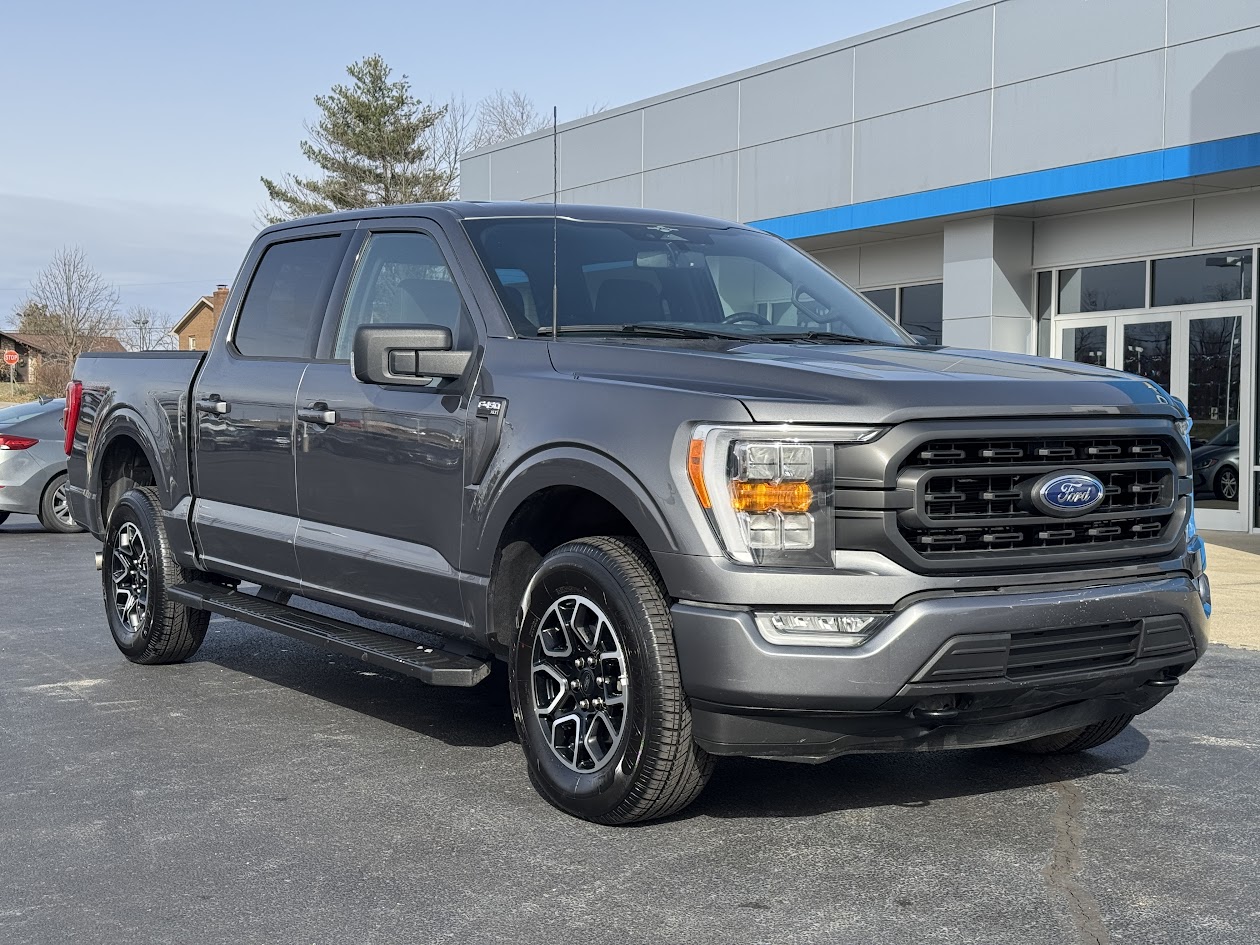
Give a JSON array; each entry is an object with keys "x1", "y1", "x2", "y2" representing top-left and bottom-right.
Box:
[{"x1": 233, "y1": 236, "x2": 344, "y2": 358}]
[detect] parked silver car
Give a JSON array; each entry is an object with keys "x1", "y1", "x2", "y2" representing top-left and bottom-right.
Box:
[{"x1": 0, "y1": 398, "x2": 84, "y2": 533}]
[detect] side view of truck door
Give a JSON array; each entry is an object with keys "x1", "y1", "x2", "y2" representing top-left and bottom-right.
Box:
[
  {"x1": 190, "y1": 224, "x2": 351, "y2": 589},
  {"x1": 292, "y1": 222, "x2": 482, "y2": 636}
]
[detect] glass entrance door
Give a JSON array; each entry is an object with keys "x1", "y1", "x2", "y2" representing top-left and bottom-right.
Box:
[{"x1": 1053, "y1": 306, "x2": 1253, "y2": 531}]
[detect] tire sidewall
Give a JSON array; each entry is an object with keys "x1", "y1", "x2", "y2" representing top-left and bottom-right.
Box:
[
  {"x1": 510, "y1": 548, "x2": 660, "y2": 821},
  {"x1": 1215, "y1": 466, "x2": 1239, "y2": 501},
  {"x1": 103, "y1": 491, "x2": 161, "y2": 658},
  {"x1": 41, "y1": 474, "x2": 81, "y2": 534}
]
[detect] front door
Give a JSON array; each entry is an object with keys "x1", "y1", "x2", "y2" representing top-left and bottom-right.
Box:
[
  {"x1": 1054, "y1": 306, "x2": 1253, "y2": 531},
  {"x1": 294, "y1": 226, "x2": 479, "y2": 635},
  {"x1": 191, "y1": 230, "x2": 349, "y2": 585}
]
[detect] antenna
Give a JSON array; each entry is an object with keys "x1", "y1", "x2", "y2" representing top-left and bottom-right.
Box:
[{"x1": 551, "y1": 105, "x2": 559, "y2": 339}]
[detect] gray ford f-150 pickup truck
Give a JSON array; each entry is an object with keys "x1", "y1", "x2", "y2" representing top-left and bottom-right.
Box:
[{"x1": 67, "y1": 202, "x2": 1211, "y2": 824}]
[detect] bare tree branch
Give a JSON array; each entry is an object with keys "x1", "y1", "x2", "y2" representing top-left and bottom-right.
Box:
[{"x1": 119, "y1": 305, "x2": 178, "y2": 351}]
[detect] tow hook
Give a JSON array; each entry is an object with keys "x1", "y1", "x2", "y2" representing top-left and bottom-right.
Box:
[
  {"x1": 1145, "y1": 675, "x2": 1179, "y2": 689},
  {"x1": 94, "y1": 551, "x2": 103, "y2": 571},
  {"x1": 911, "y1": 696, "x2": 963, "y2": 723}
]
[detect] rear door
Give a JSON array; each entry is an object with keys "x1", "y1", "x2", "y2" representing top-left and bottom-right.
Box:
[
  {"x1": 293, "y1": 222, "x2": 480, "y2": 633},
  {"x1": 191, "y1": 226, "x2": 350, "y2": 587}
]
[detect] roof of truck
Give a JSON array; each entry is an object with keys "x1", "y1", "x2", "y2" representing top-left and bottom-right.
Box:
[{"x1": 259, "y1": 201, "x2": 752, "y2": 237}]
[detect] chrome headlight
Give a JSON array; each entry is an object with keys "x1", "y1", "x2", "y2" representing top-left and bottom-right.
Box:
[{"x1": 686, "y1": 424, "x2": 882, "y2": 567}]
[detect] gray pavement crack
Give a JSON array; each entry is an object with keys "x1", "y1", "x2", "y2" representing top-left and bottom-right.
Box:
[{"x1": 1045, "y1": 780, "x2": 1110, "y2": 945}]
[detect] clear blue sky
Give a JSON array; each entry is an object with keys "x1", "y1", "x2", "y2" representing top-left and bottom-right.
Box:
[{"x1": 0, "y1": 0, "x2": 955, "y2": 324}]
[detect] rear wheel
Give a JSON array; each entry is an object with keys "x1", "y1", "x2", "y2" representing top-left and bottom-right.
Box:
[
  {"x1": 509, "y1": 537, "x2": 712, "y2": 824},
  {"x1": 1008, "y1": 713, "x2": 1135, "y2": 755},
  {"x1": 0, "y1": 511, "x2": 9, "y2": 526},
  {"x1": 103, "y1": 486, "x2": 208, "y2": 664},
  {"x1": 39, "y1": 474, "x2": 84, "y2": 534}
]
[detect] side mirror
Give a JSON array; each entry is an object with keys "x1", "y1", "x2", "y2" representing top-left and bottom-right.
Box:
[
  {"x1": 352, "y1": 324, "x2": 472, "y2": 387},
  {"x1": 911, "y1": 334, "x2": 931, "y2": 346}
]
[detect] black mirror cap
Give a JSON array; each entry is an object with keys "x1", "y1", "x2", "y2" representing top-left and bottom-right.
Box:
[{"x1": 352, "y1": 324, "x2": 472, "y2": 386}]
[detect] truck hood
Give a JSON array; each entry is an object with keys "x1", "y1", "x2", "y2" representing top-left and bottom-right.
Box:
[{"x1": 548, "y1": 339, "x2": 1180, "y2": 424}]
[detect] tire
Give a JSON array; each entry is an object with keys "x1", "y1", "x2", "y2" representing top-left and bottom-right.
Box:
[
  {"x1": 1008, "y1": 713, "x2": 1135, "y2": 755},
  {"x1": 509, "y1": 537, "x2": 713, "y2": 825},
  {"x1": 1214, "y1": 466, "x2": 1239, "y2": 502},
  {"x1": 38, "y1": 474, "x2": 85, "y2": 534},
  {"x1": 103, "y1": 486, "x2": 209, "y2": 665},
  {"x1": 0, "y1": 511, "x2": 9, "y2": 526}
]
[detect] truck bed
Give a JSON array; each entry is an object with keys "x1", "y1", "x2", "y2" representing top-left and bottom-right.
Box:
[{"x1": 68, "y1": 350, "x2": 205, "y2": 538}]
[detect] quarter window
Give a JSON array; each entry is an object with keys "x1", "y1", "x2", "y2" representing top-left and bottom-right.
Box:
[
  {"x1": 233, "y1": 236, "x2": 344, "y2": 359},
  {"x1": 334, "y1": 232, "x2": 471, "y2": 360}
]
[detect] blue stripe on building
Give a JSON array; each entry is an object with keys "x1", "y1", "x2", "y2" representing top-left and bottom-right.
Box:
[{"x1": 752, "y1": 132, "x2": 1260, "y2": 240}]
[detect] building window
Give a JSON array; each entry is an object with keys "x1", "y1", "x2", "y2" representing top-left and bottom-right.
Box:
[
  {"x1": 899, "y1": 283, "x2": 943, "y2": 345},
  {"x1": 1062, "y1": 325, "x2": 1109, "y2": 366},
  {"x1": 188, "y1": 336, "x2": 196, "y2": 351},
  {"x1": 861, "y1": 288, "x2": 896, "y2": 319},
  {"x1": 1058, "y1": 262, "x2": 1147, "y2": 314},
  {"x1": 1151, "y1": 250, "x2": 1253, "y2": 307},
  {"x1": 860, "y1": 283, "x2": 943, "y2": 344}
]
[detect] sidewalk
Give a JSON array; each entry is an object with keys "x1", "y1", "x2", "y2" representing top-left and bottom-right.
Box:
[{"x1": 1201, "y1": 531, "x2": 1260, "y2": 650}]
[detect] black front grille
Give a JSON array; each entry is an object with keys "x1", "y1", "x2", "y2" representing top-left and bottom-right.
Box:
[
  {"x1": 923, "y1": 467, "x2": 1169, "y2": 520},
  {"x1": 914, "y1": 436, "x2": 1174, "y2": 467},
  {"x1": 915, "y1": 615, "x2": 1193, "y2": 685},
  {"x1": 1006, "y1": 622, "x2": 1141, "y2": 679},
  {"x1": 897, "y1": 432, "x2": 1182, "y2": 566}
]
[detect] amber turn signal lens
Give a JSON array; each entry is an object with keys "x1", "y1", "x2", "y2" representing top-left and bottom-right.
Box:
[
  {"x1": 688, "y1": 438, "x2": 711, "y2": 509},
  {"x1": 730, "y1": 480, "x2": 813, "y2": 513}
]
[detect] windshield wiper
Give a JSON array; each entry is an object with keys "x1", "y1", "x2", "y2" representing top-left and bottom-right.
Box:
[
  {"x1": 754, "y1": 330, "x2": 906, "y2": 346},
  {"x1": 539, "y1": 323, "x2": 756, "y2": 341}
]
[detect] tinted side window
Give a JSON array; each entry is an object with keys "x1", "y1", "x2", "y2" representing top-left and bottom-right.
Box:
[
  {"x1": 233, "y1": 236, "x2": 343, "y2": 358},
  {"x1": 334, "y1": 232, "x2": 471, "y2": 360}
]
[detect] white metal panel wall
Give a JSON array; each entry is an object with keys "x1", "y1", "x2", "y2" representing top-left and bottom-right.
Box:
[{"x1": 462, "y1": 0, "x2": 1260, "y2": 225}]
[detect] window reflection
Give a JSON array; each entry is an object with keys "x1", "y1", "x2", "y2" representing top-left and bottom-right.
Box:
[
  {"x1": 1058, "y1": 262, "x2": 1146, "y2": 314},
  {"x1": 899, "y1": 283, "x2": 943, "y2": 345},
  {"x1": 861, "y1": 288, "x2": 896, "y2": 319},
  {"x1": 1062, "y1": 325, "x2": 1108, "y2": 366},
  {"x1": 1122, "y1": 321, "x2": 1171, "y2": 389},
  {"x1": 1152, "y1": 250, "x2": 1252, "y2": 307}
]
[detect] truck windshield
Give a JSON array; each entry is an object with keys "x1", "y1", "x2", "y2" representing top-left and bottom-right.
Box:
[{"x1": 463, "y1": 218, "x2": 910, "y2": 345}]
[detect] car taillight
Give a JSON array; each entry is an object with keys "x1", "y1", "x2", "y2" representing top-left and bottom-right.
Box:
[
  {"x1": 63, "y1": 380, "x2": 83, "y2": 455},
  {"x1": 0, "y1": 435, "x2": 39, "y2": 450}
]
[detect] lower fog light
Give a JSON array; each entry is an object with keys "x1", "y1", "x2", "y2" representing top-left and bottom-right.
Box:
[{"x1": 753, "y1": 611, "x2": 886, "y2": 647}]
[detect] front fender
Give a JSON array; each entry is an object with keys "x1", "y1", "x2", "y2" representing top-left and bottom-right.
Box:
[{"x1": 468, "y1": 446, "x2": 680, "y2": 576}]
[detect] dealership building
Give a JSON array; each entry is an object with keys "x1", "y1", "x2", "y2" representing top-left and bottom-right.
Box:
[{"x1": 461, "y1": 0, "x2": 1260, "y2": 533}]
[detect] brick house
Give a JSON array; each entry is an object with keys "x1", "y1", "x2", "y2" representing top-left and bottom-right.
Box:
[
  {"x1": 0, "y1": 330, "x2": 125, "y2": 385},
  {"x1": 172, "y1": 285, "x2": 229, "y2": 351}
]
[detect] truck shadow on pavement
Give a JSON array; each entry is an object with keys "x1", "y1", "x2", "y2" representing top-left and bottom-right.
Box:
[
  {"x1": 195, "y1": 617, "x2": 518, "y2": 751},
  {"x1": 688, "y1": 728, "x2": 1149, "y2": 819},
  {"x1": 195, "y1": 615, "x2": 1149, "y2": 819}
]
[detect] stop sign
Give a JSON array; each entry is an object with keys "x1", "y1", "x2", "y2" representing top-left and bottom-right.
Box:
[{"x1": 3, "y1": 350, "x2": 18, "y2": 366}]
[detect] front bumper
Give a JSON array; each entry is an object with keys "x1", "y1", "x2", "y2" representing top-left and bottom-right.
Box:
[{"x1": 670, "y1": 573, "x2": 1208, "y2": 760}]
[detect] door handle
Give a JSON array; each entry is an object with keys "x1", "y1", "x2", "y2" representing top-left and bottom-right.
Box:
[
  {"x1": 196, "y1": 396, "x2": 230, "y2": 415},
  {"x1": 298, "y1": 404, "x2": 337, "y2": 425}
]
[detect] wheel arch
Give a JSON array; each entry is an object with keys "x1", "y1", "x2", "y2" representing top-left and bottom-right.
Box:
[{"x1": 474, "y1": 448, "x2": 679, "y2": 650}]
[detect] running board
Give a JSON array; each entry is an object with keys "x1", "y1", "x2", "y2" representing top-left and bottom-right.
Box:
[{"x1": 167, "y1": 581, "x2": 491, "y2": 687}]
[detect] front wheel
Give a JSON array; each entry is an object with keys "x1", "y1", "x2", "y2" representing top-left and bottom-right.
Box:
[
  {"x1": 103, "y1": 486, "x2": 209, "y2": 664},
  {"x1": 1008, "y1": 713, "x2": 1135, "y2": 755},
  {"x1": 509, "y1": 537, "x2": 713, "y2": 824}
]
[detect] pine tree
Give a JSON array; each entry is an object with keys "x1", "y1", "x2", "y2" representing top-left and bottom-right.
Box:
[{"x1": 260, "y1": 55, "x2": 451, "y2": 224}]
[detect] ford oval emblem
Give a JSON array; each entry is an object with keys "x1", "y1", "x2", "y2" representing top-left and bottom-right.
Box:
[{"x1": 1033, "y1": 471, "x2": 1106, "y2": 517}]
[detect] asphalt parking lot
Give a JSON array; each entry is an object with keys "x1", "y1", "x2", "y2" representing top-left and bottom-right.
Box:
[{"x1": 2, "y1": 516, "x2": 1257, "y2": 945}]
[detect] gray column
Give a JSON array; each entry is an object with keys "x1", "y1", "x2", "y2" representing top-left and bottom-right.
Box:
[{"x1": 941, "y1": 216, "x2": 1035, "y2": 353}]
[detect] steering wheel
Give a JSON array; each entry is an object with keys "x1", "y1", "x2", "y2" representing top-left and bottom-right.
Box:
[{"x1": 722, "y1": 311, "x2": 772, "y2": 326}]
